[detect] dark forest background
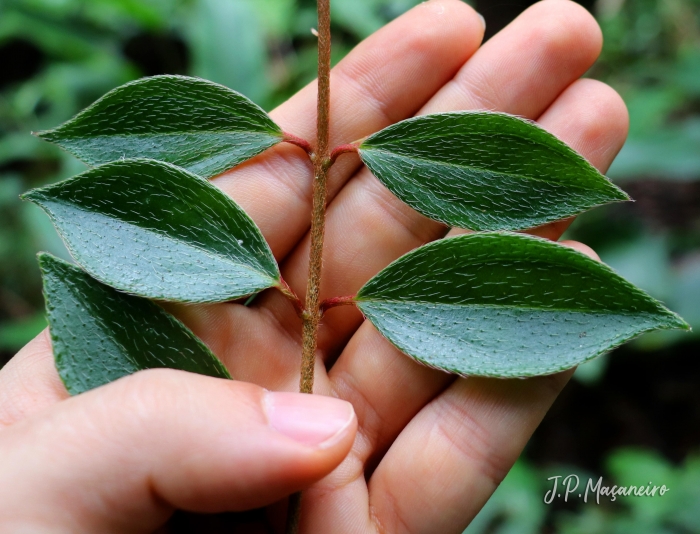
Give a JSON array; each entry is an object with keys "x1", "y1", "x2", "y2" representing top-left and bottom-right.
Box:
[{"x1": 1, "y1": 0, "x2": 699, "y2": 532}]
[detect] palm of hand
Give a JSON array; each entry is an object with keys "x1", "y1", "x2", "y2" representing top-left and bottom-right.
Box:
[{"x1": 0, "y1": 1, "x2": 628, "y2": 533}]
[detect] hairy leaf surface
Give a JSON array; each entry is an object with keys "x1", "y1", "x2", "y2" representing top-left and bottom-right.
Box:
[
  {"x1": 359, "y1": 112, "x2": 629, "y2": 231},
  {"x1": 24, "y1": 159, "x2": 279, "y2": 302},
  {"x1": 36, "y1": 75, "x2": 283, "y2": 178},
  {"x1": 356, "y1": 233, "x2": 688, "y2": 377},
  {"x1": 40, "y1": 254, "x2": 230, "y2": 395}
]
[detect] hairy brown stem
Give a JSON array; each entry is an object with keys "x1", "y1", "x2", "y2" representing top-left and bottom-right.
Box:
[
  {"x1": 299, "y1": 0, "x2": 331, "y2": 396},
  {"x1": 285, "y1": 1, "x2": 331, "y2": 533},
  {"x1": 285, "y1": 492, "x2": 303, "y2": 534}
]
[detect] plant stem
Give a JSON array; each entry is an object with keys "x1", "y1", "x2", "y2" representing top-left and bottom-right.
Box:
[
  {"x1": 285, "y1": 492, "x2": 303, "y2": 534},
  {"x1": 282, "y1": 131, "x2": 314, "y2": 157},
  {"x1": 299, "y1": 0, "x2": 331, "y2": 396},
  {"x1": 320, "y1": 295, "x2": 356, "y2": 313},
  {"x1": 329, "y1": 142, "x2": 360, "y2": 165},
  {"x1": 285, "y1": 2, "x2": 331, "y2": 533}
]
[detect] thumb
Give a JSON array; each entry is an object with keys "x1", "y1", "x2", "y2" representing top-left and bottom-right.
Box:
[{"x1": 0, "y1": 369, "x2": 356, "y2": 533}]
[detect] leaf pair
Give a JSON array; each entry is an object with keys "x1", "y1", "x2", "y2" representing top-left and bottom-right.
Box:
[
  {"x1": 28, "y1": 158, "x2": 278, "y2": 394},
  {"x1": 40, "y1": 231, "x2": 688, "y2": 394},
  {"x1": 39, "y1": 75, "x2": 627, "y2": 232}
]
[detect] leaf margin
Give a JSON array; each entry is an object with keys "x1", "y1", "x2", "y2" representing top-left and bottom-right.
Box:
[{"x1": 355, "y1": 232, "x2": 689, "y2": 378}]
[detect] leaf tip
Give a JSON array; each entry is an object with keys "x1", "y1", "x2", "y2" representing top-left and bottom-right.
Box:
[
  {"x1": 36, "y1": 251, "x2": 59, "y2": 278},
  {"x1": 669, "y1": 313, "x2": 692, "y2": 332},
  {"x1": 33, "y1": 128, "x2": 55, "y2": 142},
  {"x1": 36, "y1": 250, "x2": 56, "y2": 265},
  {"x1": 578, "y1": 177, "x2": 631, "y2": 213},
  {"x1": 37, "y1": 253, "x2": 75, "y2": 283},
  {"x1": 653, "y1": 305, "x2": 692, "y2": 332},
  {"x1": 613, "y1": 186, "x2": 632, "y2": 202},
  {"x1": 20, "y1": 185, "x2": 49, "y2": 205},
  {"x1": 599, "y1": 177, "x2": 631, "y2": 203}
]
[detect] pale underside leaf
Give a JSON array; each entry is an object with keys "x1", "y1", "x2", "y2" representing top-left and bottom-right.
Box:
[
  {"x1": 356, "y1": 233, "x2": 689, "y2": 378},
  {"x1": 24, "y1": 159, "x2": 280, "y2": 303},
  {"x1": 359, "y1": 112, "x2": 630, "y2": 231},
  {"x1": 36, "y1": 75, "x2": 283, "y2": 178},
  {"x1": 40, "y1": 253, "x2": 231, "y2": 396}
]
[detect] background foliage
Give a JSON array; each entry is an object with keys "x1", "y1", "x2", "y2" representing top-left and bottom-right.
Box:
[{"x1": 1, "y1": 0, "x2": 698, "y2": 531}]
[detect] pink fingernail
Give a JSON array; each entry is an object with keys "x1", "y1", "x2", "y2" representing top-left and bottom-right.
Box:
[{"x1": 264, "y1": 392, "x2": 355, "y2": 448}]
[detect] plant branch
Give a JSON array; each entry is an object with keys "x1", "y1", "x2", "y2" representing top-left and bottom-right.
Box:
[
  {"x1": 329, "y1": 142, "x2": 360, "y2": 165},
  {"x1": 282, "y1": 132, "x2": 314, "y2": 157},
  {"x1": 285, "y1": 492, "x2": 303, "y2": 534},
  {"x1": 299, "y1": 0, "x2": 331, "y2": 396},
  {"x1": 320, "y1": 295, "x2": 356, "y2": 313},
  {"x1": 286, "y1": 2, "x2": 331, "y2": 532}
]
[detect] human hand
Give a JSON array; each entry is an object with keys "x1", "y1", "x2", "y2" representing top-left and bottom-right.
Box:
[{"x1": 0, "y1": 0, "x2": 628, "y2": 532}]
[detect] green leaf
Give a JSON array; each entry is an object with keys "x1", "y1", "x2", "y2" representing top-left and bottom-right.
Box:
[
  {"x1": 359, "y1": 112, "x2": 629, "y2": 231},
  {"x1": 356, "y1": 233, "x2": 689, "y2": 378},
  {"x1": 39, "y1": 253, "x2": 231, "y2": 396},
  {"x1": 36, "y1": 75, "x2": 283, "y2": 178},
  {"x1": 23, "y1": 159, "x2": 280, "y2": 303}
]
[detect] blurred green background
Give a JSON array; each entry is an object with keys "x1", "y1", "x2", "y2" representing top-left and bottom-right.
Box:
[{"x1": 0, "y1": 0, "x2": 698, "y2": 531}]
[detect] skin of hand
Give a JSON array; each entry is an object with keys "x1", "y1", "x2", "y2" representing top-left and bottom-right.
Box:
[{"x1": 0, "y1": 0, "x2": 628, "y2": 532}]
